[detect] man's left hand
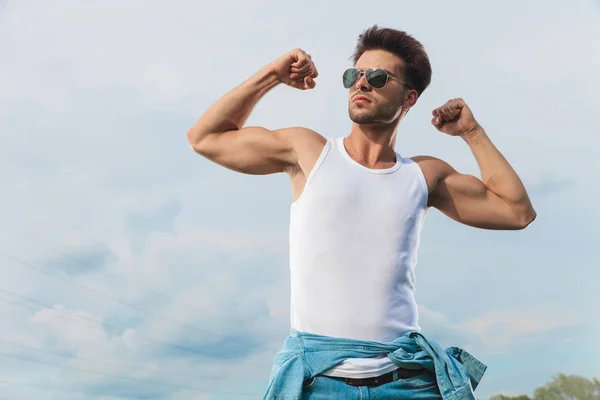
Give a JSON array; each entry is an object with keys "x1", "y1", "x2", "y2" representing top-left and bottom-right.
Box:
[{"x1": 431, "y1": 98, "x2": 481, "y2": 138}]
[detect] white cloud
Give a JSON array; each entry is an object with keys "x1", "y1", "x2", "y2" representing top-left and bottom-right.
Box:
[{"x1": 461, "y1": 310, "x2": 582, "y2": 349}]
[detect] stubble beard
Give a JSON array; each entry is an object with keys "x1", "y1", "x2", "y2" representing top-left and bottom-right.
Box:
[{"x1": 349, "y1": 101, "x2": 402, "y2": 125}]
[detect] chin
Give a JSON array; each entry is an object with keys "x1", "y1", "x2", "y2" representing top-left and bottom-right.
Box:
[
  {"x1": 350, "y1": 108, "x2": 402, "y2": 125},
  {"x1": 349, "y1": 109, "x2": 374, "y2": 124},
  {"x1": 349, "y1": 112, "x2": 382, "y2": 125},
  {"x1": 349, "y1": 115, "x2": 373, "y2": 124}
]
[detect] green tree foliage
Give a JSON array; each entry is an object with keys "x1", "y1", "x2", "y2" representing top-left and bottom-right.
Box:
[
  {"x1": 534, "y1": 374, "x2": 600, "y2": 400},
  {"x1": 490, "y1": 374, "x2": 600, "y2": 400}
]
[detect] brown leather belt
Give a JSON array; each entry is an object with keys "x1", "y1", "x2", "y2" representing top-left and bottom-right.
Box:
[{"x1": 328, "y1": 368, "x2": 426, "y2": 387}]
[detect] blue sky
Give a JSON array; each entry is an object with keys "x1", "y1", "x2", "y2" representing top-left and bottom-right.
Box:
[{"x1": 0, "y1": 0, "x2": 598, "y2": 399}]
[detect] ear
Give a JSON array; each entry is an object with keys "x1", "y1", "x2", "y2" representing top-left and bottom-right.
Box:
[{"x1": 403, "y1": 88, "x2": 418, "y2": 109}]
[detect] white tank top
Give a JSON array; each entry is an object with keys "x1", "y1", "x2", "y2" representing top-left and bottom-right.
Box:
[{"x1": 289, "y1": 137, "x2": 429, "y2": 378}]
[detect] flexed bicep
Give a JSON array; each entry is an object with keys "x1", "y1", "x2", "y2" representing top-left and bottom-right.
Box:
[
  {"x1": 432, "y1": 171, "x2": 529, "y2": 230},
  {"x1": 415, "y1": 156, "x2": 534, "y2": 230},
  {"x1": 191, "y1": 126, "x2": 311, "y2": 175}
]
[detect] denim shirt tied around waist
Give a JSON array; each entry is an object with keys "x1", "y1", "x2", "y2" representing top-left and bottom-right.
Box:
[{"x1": 262, "y1": 328, "x2": 487, "y2": 400}]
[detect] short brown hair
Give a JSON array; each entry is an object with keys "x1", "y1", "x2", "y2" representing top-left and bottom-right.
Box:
[{"x1": 352, "y1": 25, "x2": 432, "y2": 96}]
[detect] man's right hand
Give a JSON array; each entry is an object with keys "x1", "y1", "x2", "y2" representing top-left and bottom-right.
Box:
[{"x1": 269, "y1": 48, "x2": 319, "y2": 90}]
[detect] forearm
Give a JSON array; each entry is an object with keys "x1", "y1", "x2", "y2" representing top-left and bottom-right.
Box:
[
  {"x1": 186, "y1": 66, "x2": 281, "y2": 146},
  {"x1": 463, "y1": 127, "x2": 534, "y2": 210}
]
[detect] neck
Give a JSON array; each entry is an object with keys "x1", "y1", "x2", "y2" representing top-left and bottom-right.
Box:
[{"x1": 346, "y1": 118, "x2": 401, "y2": 167}]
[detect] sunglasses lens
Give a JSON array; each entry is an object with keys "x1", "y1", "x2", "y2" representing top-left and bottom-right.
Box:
[
  {"x1": 366, "y1": 69, "x2": 388, "y2": 88},
  {"x1": 343, "y1": 69, "x2": 360, "y2": 88}
]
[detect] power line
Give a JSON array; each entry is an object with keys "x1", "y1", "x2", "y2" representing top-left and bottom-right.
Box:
[
  {"x1": 0, "y1": 380, "x2": 135, "y2": 400},
  {"x1": 0, "y1": 249, "x2": 281, "y2": 353},
  {"x1": 0, "y1": 288, "x2": 272, "y2": 371},
  {"x1": 0, "y1": 223, "x2": 250, "y2": 318},
  {"x1": 147, "y1": 289, "x2": 226, "y2": 318},
  {"x1": 0, "y1": 339, "x2": 221, "y2": 382},
  {"x1": 0, "y1": 351, "x2": 259, "y2": 397},
  {"x1": 0, "y1": 319, "x2": 264, "y2": 398},
  {"x1": 0, "y1": 224, "x2": 281, "y2": 397},
  {"x1": 0, "y1": 350, "x2": 199, "y2": 391}
]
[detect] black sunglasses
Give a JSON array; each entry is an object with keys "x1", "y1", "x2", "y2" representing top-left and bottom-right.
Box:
[{"x1": 342, "y1": 68, "x2": 411, "y2": 89}]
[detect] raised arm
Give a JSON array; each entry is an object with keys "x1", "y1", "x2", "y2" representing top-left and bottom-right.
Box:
[
  {"x1": 415, "y1": 98, "x2": 536, "y2": 230},
  {"x1": 186, "y1": 49, "x2": 319, "y2": 175}
]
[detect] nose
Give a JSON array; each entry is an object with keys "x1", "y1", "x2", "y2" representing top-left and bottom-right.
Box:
[{"x1": 355, "y1": 73, "x2": 371, "y2": 91}]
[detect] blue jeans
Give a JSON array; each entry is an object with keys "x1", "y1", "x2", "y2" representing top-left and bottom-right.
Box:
[
  {"x1": 262, "y1": 327, "x2": 485, "y2": 400},
  {"x1": 302, "y1": 370, "x2": 442, "y2": 399}
]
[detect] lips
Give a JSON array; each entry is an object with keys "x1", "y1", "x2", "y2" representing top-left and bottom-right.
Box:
[{"x1": 353, "y1": 96, "x2": 372, "y2": 103}]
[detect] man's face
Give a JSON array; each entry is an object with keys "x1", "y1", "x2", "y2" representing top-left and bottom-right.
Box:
[{"x1": 347, "y1": 49, "x2": 412, "y2": 125}]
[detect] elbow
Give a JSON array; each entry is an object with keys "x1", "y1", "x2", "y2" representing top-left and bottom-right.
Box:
[
  {"x1": 186, "y1": 129, "x2": 208, "y2": 155},
  {"x1": 515, "y1": 208, "x2": 537, "y2": 230}
]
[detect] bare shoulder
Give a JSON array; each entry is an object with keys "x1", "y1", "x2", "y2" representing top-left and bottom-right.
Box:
[
  {"x1": 410, "y1": 156, "x2": 455, "y2": 202},
  {"x1": 279, "y1": 127, "x2": 327, "y2": 173},
  {"x1": 278, "y1": 126, "x2": 326, "y2": 150},
  {"x1": 411, "y1": 155, "x2": 454, "y2": 176}
]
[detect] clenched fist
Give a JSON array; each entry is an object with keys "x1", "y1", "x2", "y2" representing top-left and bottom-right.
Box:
[
  {"x1": 432, "y1": 98, "x2": 481, "y2": 138},
  {"x1": 269, "y1": 48, "x2": 319, "y2": 90}
]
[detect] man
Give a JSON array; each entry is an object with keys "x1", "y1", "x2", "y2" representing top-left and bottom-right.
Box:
[{"x1": 187, "y1": 26, "x2": 535, "y2": 400}]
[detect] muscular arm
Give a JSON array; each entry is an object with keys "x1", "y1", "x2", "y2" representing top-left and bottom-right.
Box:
[
  {"x1": 186, "y1": 67, "x2": 293, "y2": 174},
  {"x1": 416, "y1": 127, "x2": 536, "y2": 230},
  {"x1": 417, "y1": 98, "x2": 536, "y2": 230},
  {"x1": 186, "y1": 49, "x2": 318, "y2": 175}
]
